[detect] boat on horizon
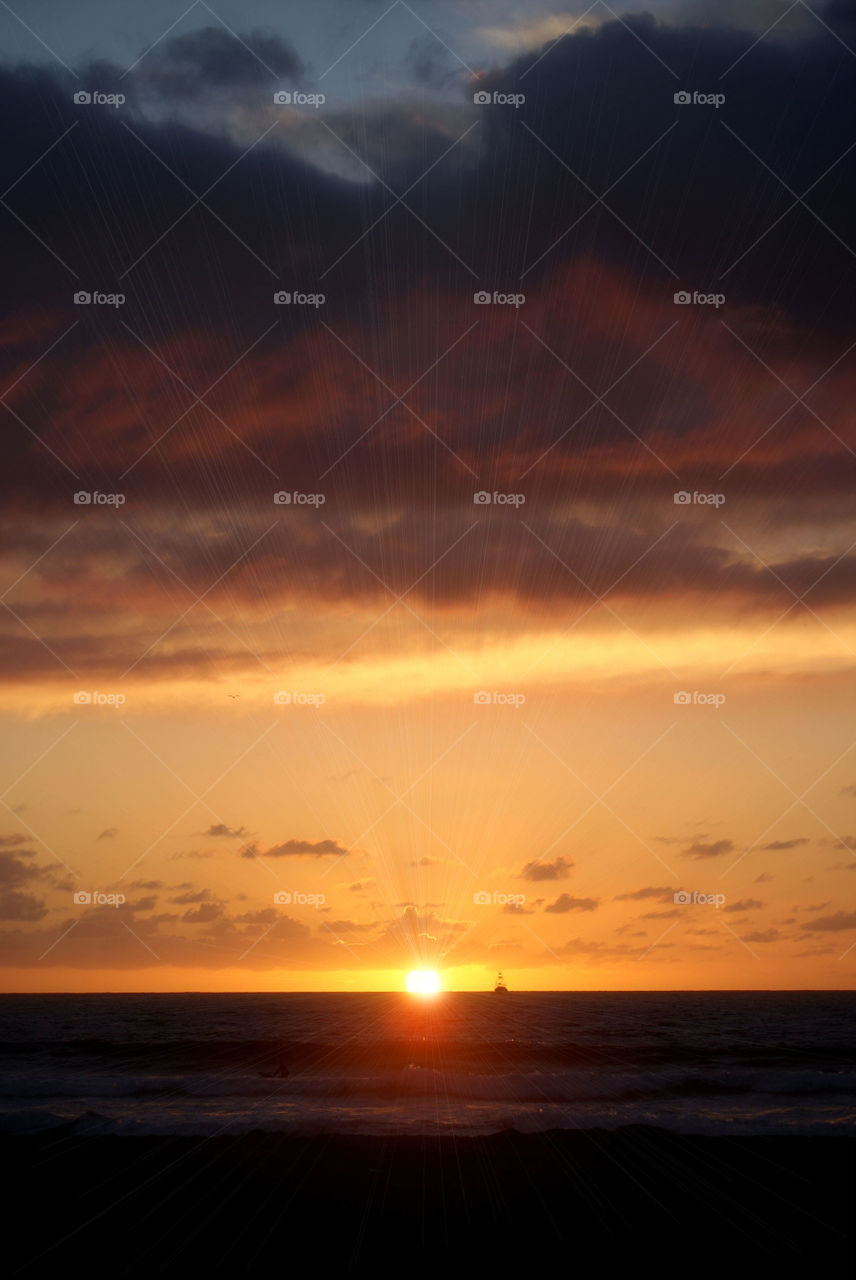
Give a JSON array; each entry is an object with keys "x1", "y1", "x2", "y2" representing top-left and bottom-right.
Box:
[{"x1": 493, "y1": 972, "x2": 508, "y2": 993}]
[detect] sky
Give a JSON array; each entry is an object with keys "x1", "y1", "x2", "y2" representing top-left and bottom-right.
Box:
[{"x1": 1, "y1": 0, "x2": 855, "y2": 991}]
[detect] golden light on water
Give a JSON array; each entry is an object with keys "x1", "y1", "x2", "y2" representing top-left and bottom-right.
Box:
[{"x1": 405, "y1": 970, "x2": 441, "y2": 996}]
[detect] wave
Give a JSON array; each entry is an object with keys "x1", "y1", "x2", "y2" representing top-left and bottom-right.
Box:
[
  {"x1": 2, "y1": 1065, "x2": 856, "y2": 1106},
  {"x1": 2, "y1": 1100, "x2": 854, "y2": 1140},
  {"x1": 3, "y1": 1038, "x2": 855, "y2": 1073}
]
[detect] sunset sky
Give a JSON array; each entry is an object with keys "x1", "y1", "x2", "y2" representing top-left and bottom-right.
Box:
[{"x1": 2, "y1": 0, "x2": 855, "y2": 990}]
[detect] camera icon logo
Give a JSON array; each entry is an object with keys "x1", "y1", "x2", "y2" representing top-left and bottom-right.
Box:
[
  {"x1": 473, "y1": 290, "x2": 491, "y2": 304},
  {"x1": 674, "y1": 691, "x2": 692, "y2": 704},
  {"x1": 673, "y1": 491, "x2": 692, "y2": 504},
  {"x1": 473, "y1": 91, "x2": 491, "y2": 105},
  {"x1": 473, "y1": 891, "x2": 491, "y2": 904},
  {"x1": 473, "y1": 491, "x2": 491, "y2": 505},
  {"x1": 73, "y1": 691, "x2": 92, "y2": 704},
  {"x1": 273, "y1": 691, "x2": 292, "y2": 704},
  {"x1": 474, "y1": 690, "x2": 491, "y2": 705},
  {"x1": 273, "y1": 91, "x2": 292, "y2": 105},
  {"x1": 73, "y1": 491, "x2": 92, "y2": 504},
  {"x1": 273, "y1": 491, "x2": 292, "y2": 504},
  {"x1": 674, "y1": 91, "x2": 692, "y2": 105},
  {"x1": 673, "y1": 290, "x2": 692, "y2": 305},
  {"x1": 674, "y1": 890, "x2": 692, "y2": 905},
  {"x1": 273, "y1": 291, "x2": 291, "y2": 304},
  {"x1": 273, "y1": 890, "x2": 292, "y2": 904},
  {"x1": 74, "y1": 291, "x2": 92, "y2": 305},
  {"x1": 73, "y1": 890, "x2": 92, "y2": 904},
  {"x1": 74, "y1": 91, "x2": 92, "y2": 105}
]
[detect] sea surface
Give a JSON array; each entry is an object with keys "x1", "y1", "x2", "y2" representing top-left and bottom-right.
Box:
[{"x1": 1, "y1": 991, "x2": 854, "y2": 1138}]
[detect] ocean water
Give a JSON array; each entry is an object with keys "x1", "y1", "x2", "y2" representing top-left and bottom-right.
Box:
[{"x1": 1, "y1": 991, "x2": 854, "y2": 1138}]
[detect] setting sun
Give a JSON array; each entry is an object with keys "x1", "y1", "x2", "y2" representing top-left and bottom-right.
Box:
[{"x1": 405, "y1": 970, "x2": 441, "y2": 995}]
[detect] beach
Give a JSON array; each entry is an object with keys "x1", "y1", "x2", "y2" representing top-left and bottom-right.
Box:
[{"x1": 8, "y1": 1127, "x2": 854, "y2": 1274}]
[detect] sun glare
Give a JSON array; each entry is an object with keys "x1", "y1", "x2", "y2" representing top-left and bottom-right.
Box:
[{"x1": 405, "y1": 969, "x2": 441, "y2": 995}]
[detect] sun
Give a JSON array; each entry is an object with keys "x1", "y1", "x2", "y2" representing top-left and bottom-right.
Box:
[{"x1": 405, "y1": 969, "x2": 441, "y2": 995}]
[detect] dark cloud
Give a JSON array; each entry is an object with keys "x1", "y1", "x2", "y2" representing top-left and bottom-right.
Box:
[
  {"x1": 236, "y1": 907, "x2": 279, "y2": 925},
  {"x1": 614, "y1": 885, "x2": 675, "y2": 901},
  {"x1": 240, "y1": 838, "x2": 348, "y2": 858},
  {"x1": 133, "y1": 27, "x2": 305, "y2": 100},
  {"x1": 722, "y1": 898, "x2": 763, "y2": 913},
  {"x1": 544, "y1": 894, "x2": 599, "y2": 914},
  {"x1": 203, "y1": 824, "x2": 249, "y2": 839},
  {"x1": 181, "y1": 901, "x2": 224, "y2": 924},
  {"x1": 0, "y1": 900, "x2": 325, "y2": 969},
  {"x1": 682, "y1": 839, "x2": 735, "y2": 859},
  {"x1": 0, "y1": 851, "x2": 58, "y2": 894},
  {"x1": 803, "y1": 911, "x2": 856, "y2": 932},
  {"x1": 759, "y1": 838, "x2": 809, "y2": 850},
  {"x1": 119, "y1": 895, "x2": 158, "y2": 913},
  {"x1": 0, "y1": 8, "x2": 854, "y2": 736},
  {"x1": 742, "y1": 928, "x2": 781, "y2": 943},
  {"x1": 97, "y1": 827, "x2": 118, "y2": 840},
  {"x1": 1, "y1": 25, "x2": 855, "y2": 690},
  {"x1": 0, "y1": 890, "x2": 47, "y2": 921},
  {"x1": 1, "y1": 11, "x2": 854, "y2": 516},
  {"x1": 405, "y1": 35, "x2": 463, "y2": 90},
  {"x1": 519, "y1": 856, "x2": 574, "y2": 881}
]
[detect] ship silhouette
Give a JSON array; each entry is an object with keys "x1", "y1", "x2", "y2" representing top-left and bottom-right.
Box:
[{"x1": 493, "y1": 971, "x2": 508, "y2": 993}]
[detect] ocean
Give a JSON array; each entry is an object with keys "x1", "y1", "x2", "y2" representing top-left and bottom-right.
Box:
[{"x1": 2, "y1": 991, "x2": 854, "y2": 1139}]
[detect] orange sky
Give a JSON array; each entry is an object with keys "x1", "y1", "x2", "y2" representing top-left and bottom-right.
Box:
[{"x1": 3, "y1": 647, "x2": 856, "y2": 991}]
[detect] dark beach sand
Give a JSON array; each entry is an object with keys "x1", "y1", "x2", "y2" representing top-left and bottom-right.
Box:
[{"x1": 7, "y1": 1128, "x2": 854, "y2": 1275}]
